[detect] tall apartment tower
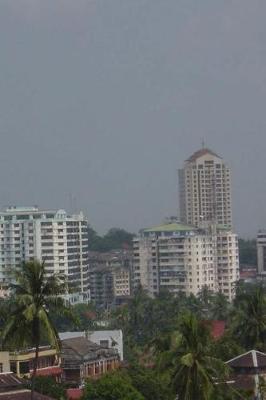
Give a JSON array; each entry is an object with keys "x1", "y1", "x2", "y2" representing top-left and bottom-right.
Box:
[
  {"x1": 178, "y1": 148, "x2": 232, "y2": 228},
  {"x1": 0, "y1": 207, "x2": 89, "y2": 304},
  {"x1": 133, "y1": 222, "x2": 239, "y2": 301}
]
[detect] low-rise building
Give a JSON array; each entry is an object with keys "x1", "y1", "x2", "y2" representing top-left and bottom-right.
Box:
[
  {"x1": 0, "y1": 346, "x2": 62, "y2": 380},
  {"x1": 61, "y1": 337, "x2": 120, "y2": 385},
  {"x1": 59, "y1": 330, "x2": 123, "y2": 362}
]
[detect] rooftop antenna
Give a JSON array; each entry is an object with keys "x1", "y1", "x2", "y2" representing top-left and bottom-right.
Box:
[{"x1": 201, "y1": 138, "x2": 206, "y2": 149}]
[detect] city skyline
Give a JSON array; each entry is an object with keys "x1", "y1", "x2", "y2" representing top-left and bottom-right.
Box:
[{"x1": 0, "y1": 1, "x2": 266, "y2": 238}]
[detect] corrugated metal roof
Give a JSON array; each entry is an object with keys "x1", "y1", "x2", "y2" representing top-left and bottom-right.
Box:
[
  {"x1": 227, "y1": 350, "x2": 266, "y2": 368},
  {"x1": 0, "y1": 373, "x2": 23, "y2": 389},
  {"x1": 0, "y1": 390, "x2": 54, "y2": 399}
]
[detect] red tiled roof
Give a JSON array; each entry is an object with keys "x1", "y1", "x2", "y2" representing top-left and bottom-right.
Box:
[
  {"x1": 211, "y1": 320, "x2": 226, "y2": 339},
  {"x1": 186, "y1": 148, "x2": 221, "y2": 162},
  {"x1": 35, "y1": 367, "x2": 62, "y2": 377},
  {"x1": 202, "y1": 320, "x2": 225, "y2": 340},
  {"x1": 66, "y1": 388, "x2": 83, "y2": 400}
]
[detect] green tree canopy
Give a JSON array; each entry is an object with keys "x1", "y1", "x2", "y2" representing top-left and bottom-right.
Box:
[
  {"x1": 88, "y1": 226, "x2": 135, "y2": 252},
  {"x1": 232, "y1": 283, "x2": 266, "y2": 351},
  {"x1": 238, "y1": 238, "x2": 257, "y2": 266},
  {"x1": 82, "y1": 372, "x2": 144, "y2": 400}
]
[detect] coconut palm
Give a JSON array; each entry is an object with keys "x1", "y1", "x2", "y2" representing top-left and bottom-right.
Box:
[
  {"x1": 210, "y1": 291, "x2": 230, "y2": 321},
  {"x1": 231, "y1": 283, "x2": 266, "y2": 351},
  {"x1": 172, "y1": 313, "x2": 229, "y2": 400},
  {"x1": 2, "y1": 260, "x2": 70, "y2": 400}
]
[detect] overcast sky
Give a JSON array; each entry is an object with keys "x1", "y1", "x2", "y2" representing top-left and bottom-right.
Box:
[{"x1": 0, "y1": 0, "x2": 265, "y2": 237}]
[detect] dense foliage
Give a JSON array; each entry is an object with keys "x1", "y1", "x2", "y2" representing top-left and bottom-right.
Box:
[
  {"x1": 51, "y1": 302, "x2": 96, "y2": 332},
  {"x1": 88, "y1": 226, "x2": 135, "y2": 252},
  {"x1": 104, "y1": 283, "x2": 266, "y2": 399},
  {"x1": 30, "y1": 376, "x2": 66, "y2": 400},
  {"x1": 238, "y1": 238, "x2": 257, "y2": 266},
  {"x1": 82, "y1": 371, "x2": 145, "y2": 400}
]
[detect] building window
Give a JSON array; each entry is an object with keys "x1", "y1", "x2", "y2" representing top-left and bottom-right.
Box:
[
  {"x1": 100, "y1": 340, "x2": 109, "y2": 348},
  {"x1": 0, "y1": 363, "x2": 3, "y2": 373}
]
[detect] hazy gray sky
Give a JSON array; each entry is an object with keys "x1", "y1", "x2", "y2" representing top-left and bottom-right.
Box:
[{"x1": 0, "y1": 0, "x2": 265, "y2": 237}]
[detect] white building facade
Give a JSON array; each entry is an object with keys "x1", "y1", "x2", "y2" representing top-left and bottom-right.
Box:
[
  {"x1": 0, "y1": 207, "x2": 89, "y2": 304},
  {"x1": 133, "y1": 222, "x2": 239, "y2": 301},
  {"x1": 257, "y1": 231, "x2": 266, "y2": 277}
]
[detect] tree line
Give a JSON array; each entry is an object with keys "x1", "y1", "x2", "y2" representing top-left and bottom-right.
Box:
[{"x1": 87, "y1": 226, "x2": 135, "y2": 252}]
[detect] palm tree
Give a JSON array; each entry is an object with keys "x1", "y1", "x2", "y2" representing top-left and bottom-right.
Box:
[
  {"x1": 172, "y1": 313, "x2": 229, "y2": 400},
  {"x1": 197, "y1": 286, "x2": 213, "y2": 318},
  {"x1": 2, "y1": 260, "x2": 70, "y2": 400},
  {"x1": 210, "y1": 291, "x2": 230, "y2": 321},
  {"x1": 231, "y1": 283, "x2": 266, "y2": 351}
]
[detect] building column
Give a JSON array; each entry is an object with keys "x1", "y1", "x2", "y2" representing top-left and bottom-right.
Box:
[{"x1": 16, "y1": 361, "x2": 20, "y2": 377}]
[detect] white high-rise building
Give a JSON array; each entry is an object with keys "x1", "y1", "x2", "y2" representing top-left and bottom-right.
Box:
[
  {"x1": 257, "y1": 231, "x2": 266, "y2": 276},
  {"x1": 133, "y1": 222, "x2": 239, "y2": 301},
  {"x1": 178, "y1": 148, "x2": 232, "y2": 228},
  {"x1": 0, "y1": 207, "x2": 89, "y2": 304}
]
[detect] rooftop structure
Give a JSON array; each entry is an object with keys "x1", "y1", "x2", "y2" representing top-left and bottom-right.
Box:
[{"x1": 59, "y1": 329, "x2": 123, "y2": 361}]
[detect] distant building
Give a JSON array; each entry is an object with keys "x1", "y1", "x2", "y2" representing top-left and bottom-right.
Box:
[
  {"x1": 89, "y1": 250, "x2": 132, "y2": 308},
  {"x1": 178, "y1": 148, "x2": 232, "y2": 228},
  {"x1": 0, "y1": 206, "x2": 89, "y2": 304},
  {"x1": 239, "y1": 265, "x2": 257, "y2": 283},
  {"x1": 61, "y1": 337, "x2": 120, "y2": 385},
  {"x1": 133, "y1": 222, "x2": 239, "y2": 301},
  {"x1": 257, "y1": 231, "x2": 266, "y2": 277}
]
